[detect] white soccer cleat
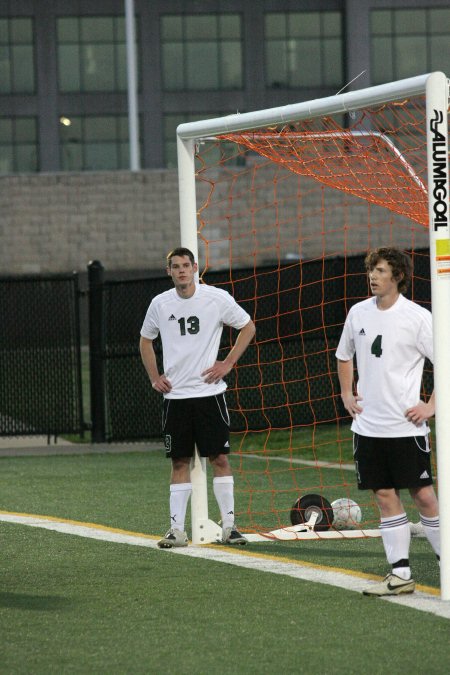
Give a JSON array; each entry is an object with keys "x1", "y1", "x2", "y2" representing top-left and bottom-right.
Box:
[
  {"x1": 363, "y1": 573, "x2": 415, "y2": 597},
  {"x1": 222, "y1": 526, "x2": 247, "y2": 545},
  {"x1": 157, "y1": 528, "x2": 188, "y2": 549}
]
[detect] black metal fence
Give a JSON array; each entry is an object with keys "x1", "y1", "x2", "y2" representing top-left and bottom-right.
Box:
[
  {"x1": 89, "y1": 250, "x2": 432, "y2": 442},
  {"x1": 0, "y1": 273, "x2": 84, "y2": 437},
  {"x1": 1, "y1": 252, "x2": 432, "y2": 442},
  {"x1": 88, "y1": 260, "x2": 171, "y2": 442}
]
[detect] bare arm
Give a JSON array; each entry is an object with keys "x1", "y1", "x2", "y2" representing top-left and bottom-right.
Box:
[
  {"x1": 337, "y1": 358, "x2": 363, "y2": 419},
  {"x1": 139, "y1": 336, "x2": 172, "y2": 394},
  {"x1": 202, "y1": 319, "x2": 256, "y2": 384}
]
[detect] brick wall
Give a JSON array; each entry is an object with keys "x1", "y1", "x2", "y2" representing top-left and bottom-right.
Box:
[
  {"x1": 0, "y1": 171, "x2": 181, "y2": 275},
  {"x1": 0, "y1": 169, "x2": 429, "y2": 276}
]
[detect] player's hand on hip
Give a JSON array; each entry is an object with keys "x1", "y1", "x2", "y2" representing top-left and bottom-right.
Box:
[
  {"x1": 405, "y1": 400, "x2": 433, "y2": 425},
  {"x1": 202, "y1": 360, "x2": 232, "y2": 384},
  {"x1": 152, "y1": 374, "x2": 172, "y2": 394},
  {"x1": 342, "y1": 393, "x2": 363, "y2": 419}
]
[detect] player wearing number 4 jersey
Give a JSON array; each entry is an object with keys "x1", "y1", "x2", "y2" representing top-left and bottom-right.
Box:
[
  {"x1": 336, "y1": 247, "x2": 440, "y2": 596},
  {"x1": 140, "y1": 247, "x2": 255, "y2": 548}
]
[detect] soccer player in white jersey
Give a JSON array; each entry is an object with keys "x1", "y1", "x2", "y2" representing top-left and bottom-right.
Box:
[
  {"x1": 140, "y1": 247, "x2": 255, "y2": 548},
  {"x1": 336, "y1": 247, "x2": 440, "y2": 596}
]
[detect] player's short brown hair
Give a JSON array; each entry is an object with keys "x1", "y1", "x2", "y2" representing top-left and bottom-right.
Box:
[
  {"x1": 364, "y1": 247, "x2": 412, "y2": 294},
  {"x1": 166, "y1": 247, "x2": 195, "y2": 267}
]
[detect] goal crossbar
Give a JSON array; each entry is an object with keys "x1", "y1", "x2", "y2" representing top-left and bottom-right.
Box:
[{"x1": 177, "y1": 74, "x2": 432, "y2": 140}]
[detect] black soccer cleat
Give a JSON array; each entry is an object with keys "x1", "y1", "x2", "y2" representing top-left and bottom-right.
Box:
[{"x1": 222, "y1": 526, "x2": 247, "y2": 545}]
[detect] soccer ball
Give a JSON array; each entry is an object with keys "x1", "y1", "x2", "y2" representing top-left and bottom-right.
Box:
[{"x1": 331, "y1": 498, "x2": 362, "y2": 530}]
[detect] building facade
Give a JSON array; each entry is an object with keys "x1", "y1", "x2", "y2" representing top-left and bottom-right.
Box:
[
  {"x1": 1, "y1": 0, "x2": 449, "y2": 174},
  {"x1": 0, "y1": 0, "x2": 448, "y2": 274}
]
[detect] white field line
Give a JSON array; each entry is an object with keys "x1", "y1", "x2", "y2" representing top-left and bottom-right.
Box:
[
  {"x1": 241, "y1": 452, "x2": 355, "y2": 471},
  {"x1": 1, "y1": 510, "x2": 449, "y2": 620}
]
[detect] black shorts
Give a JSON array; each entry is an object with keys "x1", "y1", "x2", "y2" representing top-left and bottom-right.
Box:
[
  {"x1": 162, "y1": 394, "x2": 230, "y2": 459},
  {"x1": 353, "y1": 433, "x2": 434, "y2": 491}
]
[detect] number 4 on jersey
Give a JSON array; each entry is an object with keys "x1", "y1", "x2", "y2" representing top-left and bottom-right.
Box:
[{"x1": 371, "y1": 334, "x2": 382, "y2": 358}]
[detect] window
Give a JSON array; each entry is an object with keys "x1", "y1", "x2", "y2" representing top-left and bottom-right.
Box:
[
  {"x1": 371, "y1": 8, "x2": 450, "y2": 85},
  {"x1": 0, "y1": 18, "x2": 35, "y2": 94},
  {"x1": 0, "y1": 117, "x2": 38, "y2": 173},
  {"x1": 57, "y1": 16, "x2": 136, "y2": 93},
  {"x1": 161, "y1": 14, "x2": 243, "y2": 91},
  {"x1": 59, "y1": 115, "x2": 136, "y2": 171},
  {"x1": 265, "y1": 11, "x2": 343, "y2": 89}
]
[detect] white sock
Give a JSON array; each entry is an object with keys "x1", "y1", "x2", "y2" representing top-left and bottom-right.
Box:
[
  {"x1": 420, "y1": 514, "x2": 440, "y2": 557},
  {"x1": 392, "y1": 567, "x2": 411, "y2": 580},
  {"x1": 380, "y1": 513, "x2": 411, "y2": 579},
  {"x1": 213, "y1": 476, "x2": 235, "y2": 529},
  {"x1": 169, "y1": 483, "x2": 192, "y2": 532}
]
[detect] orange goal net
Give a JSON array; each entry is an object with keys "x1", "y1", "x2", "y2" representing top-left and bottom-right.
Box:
[{"x1": 176, "y1": 74, "x2": 448, "y2": 539}]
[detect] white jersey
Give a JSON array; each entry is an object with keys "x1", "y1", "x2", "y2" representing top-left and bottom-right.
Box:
[
  {"x1": 335, "y1": 294, "x2": 433, "y2": 437},
  {"x1": 141, "y1": 283, "x2": 251, "y2": 399}
]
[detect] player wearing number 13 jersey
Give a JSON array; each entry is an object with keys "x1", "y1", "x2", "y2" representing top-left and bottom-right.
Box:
[
  {"x1": 141, "y1": 277, "x2": 250, "y2": 399},
  {"x1": 336, "y1": 247, "x2": 439, "y2": 596},
  {"x1": 140, "y1": 247, "x2": 255, "y2": 549}
]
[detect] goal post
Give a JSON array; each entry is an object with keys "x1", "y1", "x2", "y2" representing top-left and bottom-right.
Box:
[
  {"x1": 425, "y1": 72, "x2": 450, "y2": 600},
  {"x1": 176, "y1": 72, "x2": 450, "y2": 598}
]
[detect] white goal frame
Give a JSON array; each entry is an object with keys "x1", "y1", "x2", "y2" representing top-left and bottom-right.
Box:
[{"x1": 176, "y1": 72, "x2": 450, "y2": 600}]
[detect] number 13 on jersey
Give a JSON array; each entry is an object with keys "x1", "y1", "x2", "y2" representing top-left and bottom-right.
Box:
[{"x1": 178, "y1": 316, "x2": 200, "y2": 335}]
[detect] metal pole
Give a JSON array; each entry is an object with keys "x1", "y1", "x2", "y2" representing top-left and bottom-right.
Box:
[
  {"x1": 88, "y1": 260, "x2": 106, "y2": 443},
  {"x1": 72, "y1": 271, "x2": 85, "y2": 437},
  {"x1": 125, "y1": 0, "x2": 140, "y2": 170}
]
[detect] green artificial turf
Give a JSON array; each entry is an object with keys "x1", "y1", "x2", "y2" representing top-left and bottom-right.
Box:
[{"x1": 1, "y1": 520, "x2": 448, "y2": 675}]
